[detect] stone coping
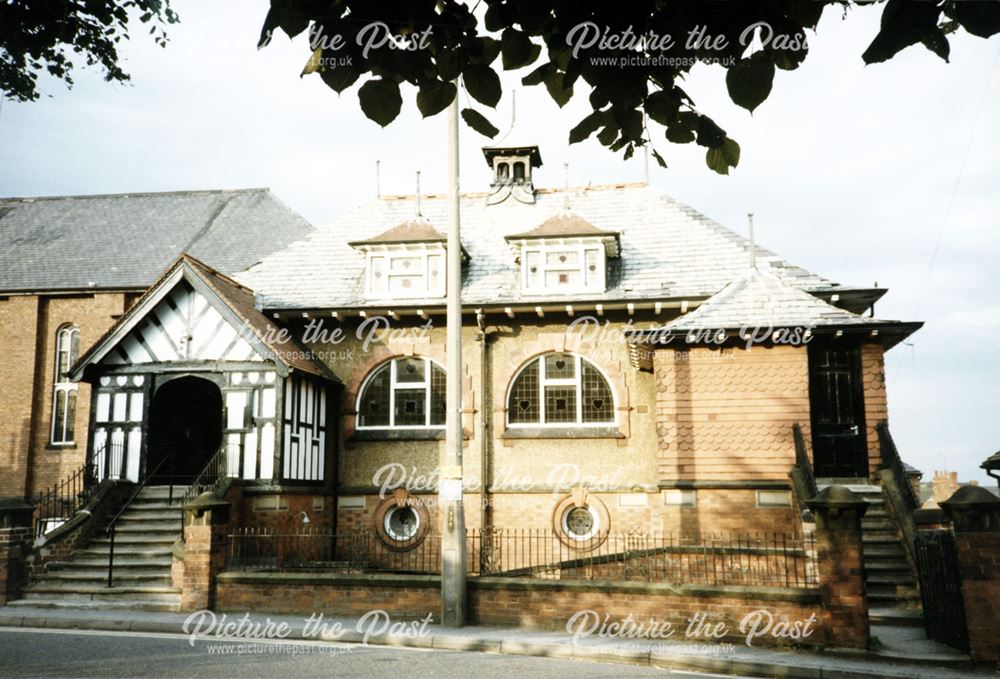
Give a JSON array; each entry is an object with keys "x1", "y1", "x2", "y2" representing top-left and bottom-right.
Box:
[{"x1": 216, "y1": 571, "x2": 820, "y2": 603}]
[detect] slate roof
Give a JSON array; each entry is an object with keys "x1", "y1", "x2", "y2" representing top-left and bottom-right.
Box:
[
  {"x1": 349, "y1": 219, "x2": 447, "y2": 246},
  {"x1": 0, "y1": 188, "x2": 314, "y2": 293},
  {"x1": 237, "y1": 182, "x2": 837, "y2": 310},
  {"x1": 660, "y1": 268, "x2": 881, "y2": 331},
  {"x1": 506, "y1": 212, "x2": 618, "y2": 240}
]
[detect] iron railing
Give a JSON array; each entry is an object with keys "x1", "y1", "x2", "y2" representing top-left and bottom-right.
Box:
[
  {"x1": 227, "y1": 527, "x2": 445, "y2": 573},
  {"x1": 178, "y1": 441, "x2": 234, "y2": 529},
  {"x1": 877, "y1": 422, "x2": 919, "y2": 511},
  {"x1": 226, "y1": 528, "x2": 818, "y2": 588},
  {"x1": 31, "y1": 458, "x2": 102, "y2": 539},
  {"x1": 791, "y1": 423, "x2": 817, "y2": 499}
]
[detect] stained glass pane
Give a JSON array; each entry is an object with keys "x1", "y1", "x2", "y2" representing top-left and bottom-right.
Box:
[
  {"x1": 430, "y1": 363, "x2": 446, "y2": 426},
  {"x1": 358, "y1": 363, "x2": 390, "y2": 427},
  {"x1": 545, "y1": 269, "x2": 580, "y2": 287},
  {"x1": 544, "y1": 386, "x2": 577, "y2": 423},
  {"x1": 545, "y1": 250, "x2": 579, "y2": 267},
  {"x1": 395, "y1": 357, "x2": 425, "y2": 383},
  {"x1": 65, "y1": 390, "x2": 77, "y2": 442},
  {"x1": 52, "y1": 391, "x2": 66, "y2": 443},
  {"x1": 544, "y1": 353, "x2": 575, "y2": 379},
  {"x1": 394, "y1": 389, "x2": 426, "y2": 426},
  {"x1": 525, "y1": 250, "x2": 541, "y2": 289},
  {"x1": 508, "y1": 360, "x2": 539, "y2": 423},
  {"x1": 582, "y1": 361, "x2": 614, "y2": 423}
]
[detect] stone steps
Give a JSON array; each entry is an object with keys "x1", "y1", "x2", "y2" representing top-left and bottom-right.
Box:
[{"x1": 14, "y1": 485, "x2": 184, "y2": 613}]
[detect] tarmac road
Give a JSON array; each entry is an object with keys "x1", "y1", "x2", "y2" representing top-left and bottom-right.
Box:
[{"x1": 0, "y1": 627, "x2": 757, "y2": 679}]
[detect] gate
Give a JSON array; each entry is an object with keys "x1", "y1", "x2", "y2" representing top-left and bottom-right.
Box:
[{"x1": 914, "y1": 529, "x2": 968, "y2": 651}]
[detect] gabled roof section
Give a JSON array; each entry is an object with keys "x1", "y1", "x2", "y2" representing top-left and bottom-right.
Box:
[
  {"x1": 0, "y1": 188, "x2": 314, "y2": 293},
  {"x1": 70, "y1": 254, "x2": 334, "y2": 382},
  {"x1": 663, "y1": 268, "x2": 874, "y2": 331},
  {"x1": 348, "y1": 219, "x2": 446, "y2": 248},
  {"x1": 505, "y1": 212, "x2": 621, "y2": 257}
]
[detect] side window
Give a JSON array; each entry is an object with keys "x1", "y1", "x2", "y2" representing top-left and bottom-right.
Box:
[
  {"x1": 51, "y1": 324, "x2": 80, "y2": 445},
  {"x1": 507, "y1": 353, "x2": 615, "y2": 427},
  {"x1": 356, "y1": 357, "x2": 446, "y2": 429}
]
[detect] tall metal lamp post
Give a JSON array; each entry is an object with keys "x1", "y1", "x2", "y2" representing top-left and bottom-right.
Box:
[{"x1": 440, "y1": 88, "x2": 467, "y2": 627}]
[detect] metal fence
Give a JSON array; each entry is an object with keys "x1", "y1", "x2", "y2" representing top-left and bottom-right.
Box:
[{"x1": 227, "y1": 527, "x2": 817, "y2": 588}]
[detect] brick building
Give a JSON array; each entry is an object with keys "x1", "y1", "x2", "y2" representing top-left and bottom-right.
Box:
[
  {"x1": 0, "y1": 189, "x2": 314, "y2": 501},
  {"x1": 59, "y1": 131, "x2": 920, "y2": 540}
]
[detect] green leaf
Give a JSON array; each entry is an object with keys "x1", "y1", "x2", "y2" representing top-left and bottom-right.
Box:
[
  {"x1": 358, "y1": 78, "x2": 402, "y2": 127},
  {"x1": 597, "y1": 124, "x2": 619, "y2": 146},
  {"x1": 695, "y1": 115, "x2": 726, "y2": 149},
  {"x1": 461, "y1": 108, "x2": 500, "y2": 138},
  {"x1": 568, "y1": 110, "x2": 608, "y2": 144},
  {"x1": 651, "y1": 148, "x2": 667, "y2": 168},
  {"x1": 501, "y1": 29, "x2": 540, "y2": 70},
  {"x1": 463, "y1": 64, "x2": 502, "y2": 107},
  {"x1": 416, "y1": 80, "x2": 457, "y2": 118},
  {"x1": 320, "y1": 61, "x2": 360, "y2": 93},
  {"x1": 521, "y1": 62, "x2": 551, "y2": 86},
  {"x1": 706, "y1": 137, "x2": 741, "y2": 175},
  {"x1": 863, "y1": 0, "x2": 945, "y2": 64},
  {"x1": 645, "y1": 90, "x2": 681, "y2": 126},
  {"x1": 952, "y1": 1, "x2": 1000, "y2": 38},
  {"x1": 725, "y1": 52, "x2": 775, "y2": 113},
  {"x1": 436, "y1": 48, "x2": 464, "y2": 81},
  {"x1": 544, "y1": 69, "x2": 573, "y2": 107},
  {"x1": 665, "y1": 111, "x2": 697, "y2": 144}
]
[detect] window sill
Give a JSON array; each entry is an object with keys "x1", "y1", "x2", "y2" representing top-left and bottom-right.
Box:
[
  {"x1": 350, "y1": 429, "x2": 446, "y2": 442},
  {"x1": 502, "y1": 427, "x2": 624, "y2": 440},
  {"x1": 46, "y1": 443, "x2": 79, "y2": 452}
]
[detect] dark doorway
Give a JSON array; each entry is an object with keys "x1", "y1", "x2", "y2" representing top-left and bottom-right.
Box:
[
  {"x1": 808, "y1": 347, "x2": 869, "y2": 478},
  {"x1": 147, "y1": 376, "x2": 222, "y2": 484}
]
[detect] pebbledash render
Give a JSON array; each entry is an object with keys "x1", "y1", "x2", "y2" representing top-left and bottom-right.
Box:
[{"x1": 61, "y1": 128, "x2": 921, "y2": 546}]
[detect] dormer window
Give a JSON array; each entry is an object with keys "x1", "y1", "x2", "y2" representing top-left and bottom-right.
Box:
[
  {"x1": 506, "y1": 213, "x2": 620, "y2": 296},
  {"x1": 366, "y1": 248, "x2": 445, "y2": 298},
  {"x1": 350, "y1": 219, "x2": 456, "y2": 300},
  {"x1": 522, "y1": 243, "x2": 606, "y2": 293}
]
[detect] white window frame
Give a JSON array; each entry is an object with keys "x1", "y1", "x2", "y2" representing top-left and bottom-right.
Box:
[
  {"x1": 520, "y1": 241, "x2": 606, "y2": 295},
  {"x1": 364, "y1": 245, "x2": 446, "y2": 299},
  {"x1": 50, "y1": 324, "x2": 80, "y2": 445},
  {"x1": 506, "y1": 353, "x2": 617, "y2": 428},
  {"x1": 355, "y1": 357, "x2": 446, "y2": 430}
]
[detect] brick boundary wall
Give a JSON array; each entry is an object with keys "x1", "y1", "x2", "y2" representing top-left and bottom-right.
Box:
[{"x1": 214, "y1": 571, "x2": 872, "y2": 650}]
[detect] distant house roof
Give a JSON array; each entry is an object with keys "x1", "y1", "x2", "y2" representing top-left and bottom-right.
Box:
[
  {"x1": 349, "y1": 219, "x2": 446, "y2": 247},
  {"x1": 238, "y1": 183, "x2": 841, "y2": 310},
  {"x1": 0, "y1": 188, "x2": 314, "y2": 293}
]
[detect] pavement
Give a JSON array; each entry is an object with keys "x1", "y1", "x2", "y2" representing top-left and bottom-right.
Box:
[{"x1": 0, "y1": 605, "x2": 994, "y2": 679}]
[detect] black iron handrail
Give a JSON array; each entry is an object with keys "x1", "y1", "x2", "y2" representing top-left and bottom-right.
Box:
[
  {"x1": 178, "y1": 442, "x2": 232, "y2": 537},
  {"x1": 106, "y1": 457, "x2": 167, "y2": 587},
  {"x1": 791, "y1": 423, "x2": 817, "y2": 497},
  {"x1": 877, "y1": 422, "x2": 919, "y2": 511},
  {"x1": 31, "y1": 458, "x2": 102, "y2": 539}
]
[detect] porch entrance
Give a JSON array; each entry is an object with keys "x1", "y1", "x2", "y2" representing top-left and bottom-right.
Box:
[
  {"x1": 808, "y1": 347, "x2": 869, "y2": 478},
  {"x1": 147, "y1": 375, "x2": 222, "y2": 484}
]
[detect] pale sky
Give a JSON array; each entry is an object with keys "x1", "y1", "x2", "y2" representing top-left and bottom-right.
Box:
[{"x1": 2, "y1": 1, "x2": 998, "y2": 485}]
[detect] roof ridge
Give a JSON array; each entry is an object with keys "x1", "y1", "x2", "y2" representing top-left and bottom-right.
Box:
[
  {"x1": 0, "y1": 187, "x2": 271, "y2": 202},
  {"x1": 376, "y1": 181, "x2": 649, "y2": 202}
]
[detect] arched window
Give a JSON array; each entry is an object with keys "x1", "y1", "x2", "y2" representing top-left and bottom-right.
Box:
[
  {"x1": 497, "y1": 162, "x2": 509, "y2": 180},
  {"x1": 51, "y1": 324, "x2": 80, "y2": 444},
  {"x1": 513, "y1": 162, "x2": 525, "y2": 181},
  {"x1": 507, "y1": 353, "x2": 615, "y2": 426},
  {"x1": 356, "y1": 357, "x2": 446, "y2": 429}
]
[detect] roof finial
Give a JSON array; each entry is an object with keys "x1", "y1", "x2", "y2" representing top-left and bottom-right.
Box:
[
  {"x1": 563, "y1": 162, "x2": 570, "y2": 211},
  {"x1": 747, "y1": 212, "x2": 757, "y2": 270},
  {"x1": 415, "y1": 170, "x2": 422, "y2": 217},
  {"x1": 376, "y1": 160, "x2": 381, "y2": 199}
]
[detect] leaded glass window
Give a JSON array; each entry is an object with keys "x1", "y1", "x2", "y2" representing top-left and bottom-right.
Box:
[
  {"x1": 507, "y1": 353, "x2": 615, "y2": 426},
  {"x1": 357, "y1": 357, "x2": 446, "y2": 429}
]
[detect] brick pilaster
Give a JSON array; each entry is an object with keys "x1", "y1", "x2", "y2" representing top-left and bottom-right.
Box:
[
  {"x1": 0, "y1": 500, "x2": 34, "y2": 605},
  {"x1": 180, "y1": 495, "x2": 230, "y2": 611},
  {"x1": 941, "y1": 485, "x2": 1000, "y2": 663},
  {"x1": 808, "y1": 485, "x2": 870, "y2": 649}
]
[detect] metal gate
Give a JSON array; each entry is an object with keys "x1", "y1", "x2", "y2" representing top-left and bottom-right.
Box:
[{"x1": 914, "y1": 529, "x2": 968, "y2": 651}]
